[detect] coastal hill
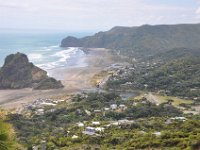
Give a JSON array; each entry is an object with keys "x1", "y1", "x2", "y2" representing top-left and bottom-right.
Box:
[
  {"x1": 0, "y1": 52, "x2": 64, "y2": 89},
  {"x1": 61, "y1": 23, "x2": 200, "y2": 56}
]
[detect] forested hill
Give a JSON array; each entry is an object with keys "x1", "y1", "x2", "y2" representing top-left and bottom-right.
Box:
[
  {"x1": 106, "y1": 48, "x2": 200, "y2": 99},
  {"x1": 61, "y1": 23, "x2": 200, "y2": 56}
]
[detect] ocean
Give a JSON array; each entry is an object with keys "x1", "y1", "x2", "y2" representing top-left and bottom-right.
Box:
[{"x1": 0, "y1": 31, "x2": 90, "y2": 71}]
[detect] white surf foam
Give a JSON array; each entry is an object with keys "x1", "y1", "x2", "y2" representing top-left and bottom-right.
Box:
[
  {"x1": 28, "y1": 53, "x2": 43, "y2": 61},
  {"x1": 35, "y1": 45, "x2": 59, "y2": 52},
  {"x1": 35, "y1": 47, "x2": 79, "y2": 70},
  {"x1": 52, "y1": 47, "x2": 79, "y2": 63}
]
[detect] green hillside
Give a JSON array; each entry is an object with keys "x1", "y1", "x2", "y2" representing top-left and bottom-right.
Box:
[
  {"x1": 61, "y1": 23, "x2": 200, "y2": 57},
  {"x1": 106, "y1": 48, "x2": 200, "y2": 100},
  {"x1": 0, "y1": 111, "x2": 22, "y2": 150}
]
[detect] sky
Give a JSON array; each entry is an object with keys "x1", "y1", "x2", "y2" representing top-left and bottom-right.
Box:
[{"x1": 0, "y1": 0, "x2": 200, "y2": 32}]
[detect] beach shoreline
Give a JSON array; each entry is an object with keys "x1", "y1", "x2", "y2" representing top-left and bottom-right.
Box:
[{"x1": 0, "y1": 48, "x2": 120, "y2": 110}]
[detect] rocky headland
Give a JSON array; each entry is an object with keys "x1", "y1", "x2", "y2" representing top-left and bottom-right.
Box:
[{"x1": 0, "y1": 52, "x2": 64, "y2": 90}]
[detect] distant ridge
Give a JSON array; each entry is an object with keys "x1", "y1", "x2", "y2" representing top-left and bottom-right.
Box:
[{"x1": 61, "y1": 23, "x2": 200, "y2": 56}]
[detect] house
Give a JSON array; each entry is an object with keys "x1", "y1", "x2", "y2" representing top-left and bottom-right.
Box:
[
  {"x1": 170, "y1": 117, "x2": 187, "y2": 121},
  {"x1": 107, "y1": 121, "x2": 119, "y2": 127},
  {"x1": 85, "y1": 109, "x2": 91, "y2": 116},
  {"x1": 77, "y1": 122, "x2": 84, "y2": 127},
  {"x1": 53, "y1": 99, "x2": 65, "y2": 104},
  {"x1": 138, "y1": 131, "x2": 146, "y2": 134},
  {"x1": 129, "y1": 67, "x2": 135, "y2": 70},
  {"x1": 165, "y1": 119, "x2": 172, "y2": 125},
  {"x1": 40, "y1": 140, "x2": 46, "y2": 150},
  {"x1": 47, "y1": 109, "x2": 56, "y2": 113},
  {"x1": 119, "y1": 104, "x2": 127, "y2": 111},
  {"x1": 83, "y1": 126, "x2": 104, "y2": 136},
  {"x1": 40, "y1": 102, "x2": 56, "y2": 106},
  {"x1": 35, "y1": 109, "x2": 44, "y2": 115},
  {"x1": 104, "y1": 107, "x2": 110, "y2": 111},
  {"x1": 110, "y1": 104, "x2": 117, "y2": 110},
  {"x1": 123, "y1": 82, "x2": 133, "y2": 85},
  {"x1": 72, "y1": 135, "x2": 79, "y2": 139},
  {"x1": 32, "y1": 145, "x2": 39, "y2": 150},
  {"x1": 76, "y1": 109, "x2": 82, "y2": 115},
  {"x1": 133, "y1": 102, "x2": 138, "y2": 106},
  {"x1": 83, "y1": 127, "x2": 96, "y2": 135},
  {"x1": 118, "y1": 119, "x2": 135, "y2": 125},
  {"x1": 94, "y1": 110, "x2": 101, "y2": 115},
  {"x1": 153, "y1": 132, "x2": 161, "y2": 136},
  {"x1": 92, "y1": 121, "x2": 100, "y2": 126},
  {"x1": 95, "y1": 127, "x2": 104, "y2": 132}
]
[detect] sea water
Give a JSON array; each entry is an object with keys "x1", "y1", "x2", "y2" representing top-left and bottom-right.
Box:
[{"x1": 0, "y1": 31, "x2": 90, "y2": 71}]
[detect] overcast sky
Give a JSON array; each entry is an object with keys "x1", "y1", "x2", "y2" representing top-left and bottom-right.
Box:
[{"x1": 0, "y1": 0, "x2": 200, "y2": 32}]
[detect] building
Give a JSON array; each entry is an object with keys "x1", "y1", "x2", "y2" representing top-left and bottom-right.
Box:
[
  {"x1": 153, "y1": 132, "x2": 161, "y2": 137},
  {"x1": 110, "y1": 104, "x2": 117, "y2": 110},
  {"x1": 32, "y1": 145, "x2": 39, "y2": 150},
  {"x1": 72, "y1": 135, "x2": 79, "y2": 139},
  {"x1": 40, "y1": 140, "x2": 46, "y2": 150},
  {"x1": 119, "y1": 104, "x2": 127, "y2": 111},
  {"x1": 92, "y1": 121, "x2": 100, "y2": 126},
  {"x1": 118, "y1": 119, "x2": 135, "y2": 126},
  {"x1": 95, "y1": 127, "x2": 104, "y2": 132},
  {"x1": 35, "y1": 109, "x2": 44, "y2": 115},
  {"x1": 104, "y1": 107, "x2": 110, "y2": 111},
  {"x1": 77, "y1": 122, "x2": 84, "y2": 127},
  {"x1": 83, "y1": 127, "x2": 96, "y2": 135},
  {"x1": 94, "y1": 110, "x2": 101, "y2": 116}
]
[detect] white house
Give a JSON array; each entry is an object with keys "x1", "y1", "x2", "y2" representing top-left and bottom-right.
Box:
[
  {"x1": 83, "y1": 127, "x2": 96, "y2": 135},
  {"x1": 72, "y1": 135, "x2": 79, "y2": 139},
  {"x1": 95, "y1": 127, "x2": 104, "y2": 132},
  {"x1": 118, "y1": 119, "x2": 135, "y2": 125},
  {"x1": 110, "y1": 104, "x2": 117, "y2": 110},
  {"x1": 77, "y1": 122, "x2": 84, "y2": 127},
  {"x1": 104, "y1": 107, "x2": 110, "y2": 111},
  {"x1": 36, "y1": 109, "x2": 44, "y2": 115},
  {"x1": 153, "y1": 132, "x2": 161, "y2": 136},
  {"x1": 119, "y1": 104, "x2": 127, "y2": 110},
  {"x1": 92, "y1": 121, "x2": 100, "y2": 126}
]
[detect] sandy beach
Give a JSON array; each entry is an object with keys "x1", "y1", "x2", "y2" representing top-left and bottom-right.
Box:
[{"x1": 0, "y1": 48, "x2": 120, "y2": 110}]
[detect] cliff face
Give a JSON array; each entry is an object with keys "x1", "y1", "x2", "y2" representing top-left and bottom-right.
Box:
[{"x1": 0, "y1": 52, "x2": 63, "y2": 89}]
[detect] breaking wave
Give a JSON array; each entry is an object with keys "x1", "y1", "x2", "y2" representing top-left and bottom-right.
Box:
[{"x1": 28, "y1": 47, "x2": 87, "y2": 70}]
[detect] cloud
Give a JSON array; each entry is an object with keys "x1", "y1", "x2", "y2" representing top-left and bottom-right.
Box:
[
  {"x1": 196, "y1": 8, "x2": 200, "y2": 14},
  {"x1": 195, "y1": 0, "x2": 200, "y2": 19},
  {"x1": 0, "y1": 0, "x2": 199, "y2": 31}
]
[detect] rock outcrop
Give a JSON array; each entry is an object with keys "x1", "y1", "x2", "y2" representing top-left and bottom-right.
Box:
[
  {"x1": 33, "y1": 77, "x2": 64, "y2": 90},
  {"x1": 0, "y1": 52, "x2": 64, "y2": 89}
]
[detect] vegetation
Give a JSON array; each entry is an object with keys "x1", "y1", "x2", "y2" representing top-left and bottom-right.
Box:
[
  {"x1": 106, "y1": 48, "x2": 200, "y2": 100},
  {"x1": 91, "y1": 70, "x2": 111, "y2": 86},
  {"x1": 139, "y1": 57, "x2": 199, "y2": 98},
  {"x1": 5, "y1": 49, "x2": 199, "y2": 149},
  {"x1": 7, "y1": 92, "x2": 191, "y2": 149},
  {"x1": 105, "y1": 117, "x2": 200, "y2": 150},
  {"x1": 33, "y1": 77, "x2": 64, "y2": 90},
  {"x1": 0, "y1": 110, "x2": 22, "y2": 150},
  {"x1": 3, "y1": 23, "x2": 200, "y2": 149},
  {"x1": 155, "y1": 95, "x2": 193, "y2": 106},
  {"x1": 105, "y1": 102, "x2": 182, "y2": 120},
  {"x1": 61, "y1": 24, "x2": 200, "y2": 58}
]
